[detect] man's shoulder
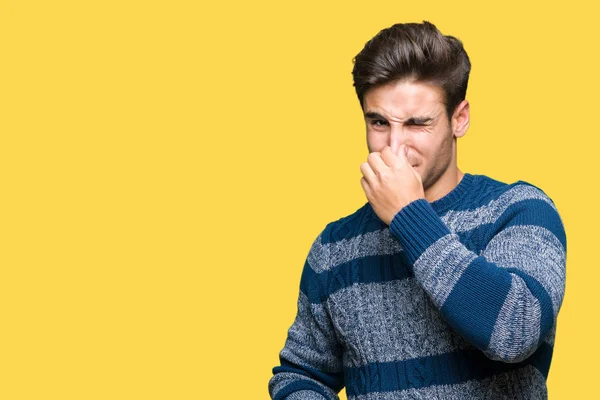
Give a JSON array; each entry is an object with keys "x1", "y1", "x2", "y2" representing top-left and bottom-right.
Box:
[
  {"x1": 471, "y1": 173, "x2": 557, "y2": 210},
  {"x1": 318, "y1": 202, "x2": 387, "y2": 245},
  {"x1": 472, "y1": 174, "x2": 566, "y2": 252},
  {"x1": 472, "y1": 174, "x2": 564, "y2": 240},
  {"x1": 443, "y1": 174, "x2": 562, "y2": 239}
]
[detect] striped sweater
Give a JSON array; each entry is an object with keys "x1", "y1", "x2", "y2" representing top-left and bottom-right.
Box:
[{"x1": 269, "y1": 173, "x2": 567, "y2": 399}]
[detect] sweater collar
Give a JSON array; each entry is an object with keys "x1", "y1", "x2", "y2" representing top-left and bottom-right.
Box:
[{"x1": 429, "y1": 172, "x2": 476, "y2": 214}]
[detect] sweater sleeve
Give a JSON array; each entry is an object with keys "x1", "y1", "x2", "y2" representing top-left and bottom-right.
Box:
[
  {"x1": 269, "y1": 232, "x2": 344, "y2": 400},
  {"x1": 388, "y1": 186, "x2": 567, "y2": 363}
]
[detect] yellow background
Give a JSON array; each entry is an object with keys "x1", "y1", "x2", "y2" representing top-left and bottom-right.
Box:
[{"x1": 0, "y1": 1, "x2": 596, "y2": 398}]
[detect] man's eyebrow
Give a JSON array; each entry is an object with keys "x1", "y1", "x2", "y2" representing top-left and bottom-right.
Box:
[
  {"x1": 364, "y1": 112, "x2": 387, "y2": 120},
  {"x1": 405, "y1": 116, "x2": 434, "y2": 125},
  {"x1": 364, "y1": 112, "x2": 435, "y2": 125}
]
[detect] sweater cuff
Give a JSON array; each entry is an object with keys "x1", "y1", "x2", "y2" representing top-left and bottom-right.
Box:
[
  {"x1": 284, "y1": 390, "x2": 328, "y2": 400},
  {"x1": 389, "y1": 198, "x2": 452, "y2": 265}
]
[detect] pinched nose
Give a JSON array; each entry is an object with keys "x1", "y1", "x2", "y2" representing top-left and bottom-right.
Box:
[
  {"x1": 391, "y1": 143, "x2": 410, "y2": 160},
  {"x1": 389, "y1": 130, "x2": 411, "y2": 157}
]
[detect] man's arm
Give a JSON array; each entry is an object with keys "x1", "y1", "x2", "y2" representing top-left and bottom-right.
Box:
[
  {"x1": 389, "y1": 184, "x2": 567, "y2": 363},
  {"x1": 269, "y1": 232, "x2": 344, "y2": 400}
]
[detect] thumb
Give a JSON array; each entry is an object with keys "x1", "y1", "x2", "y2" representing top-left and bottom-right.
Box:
[{"x1": 398, "y1": 144, "x2": 409, "y2": 161}]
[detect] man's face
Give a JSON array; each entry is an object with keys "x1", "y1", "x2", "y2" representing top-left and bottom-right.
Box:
[{"x1": 363, "y1": 80, "x2": 458, "y2": 192}]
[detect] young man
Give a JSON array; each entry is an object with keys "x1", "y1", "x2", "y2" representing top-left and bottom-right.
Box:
[{"x1": 269, "y1": 21, "x2": 566, "y2": 399}]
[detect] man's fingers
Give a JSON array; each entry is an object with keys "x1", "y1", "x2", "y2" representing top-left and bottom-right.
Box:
[
  {"x1": 394, "y1": 144, "x2": 413, "y2": 171},
  {"x1": 360, "y1": 177, "x2": 373, "y2": 200},
  {"x1": 360, "y1": 161, "x2": 377, "y2": 184},
  {"x1": 399, "y1": 144, "x2": 409, "y2": 161},
  {"x1": 381, "y1": 146, "x2": 402, "y2": 170},
  {"x1": 366, "y1": 151, "x2": 387, "y2": 174}
]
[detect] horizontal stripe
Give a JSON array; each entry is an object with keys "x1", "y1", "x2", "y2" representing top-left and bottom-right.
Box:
[
  {"x1": 301, "y1": 253, "x2": 411, "y2": 304},
  {"x1": 277, "y1": 360, "x2": 344, "y2": 392},
  {"x1": 442, "y1": 184, "x2": 557, "y2": 234},
  {"x1": 348, "y1": 365, "x2": 547, "y2": 400},
  {"x1": 344, "y1": 343, "x2": 553, "y2": 397},
  {"x1": 321, "y1": 203, "x2": 385, "y2": 245},
  {"x1": 451, "y1": 199, "x2": 566, "y2": 254},
  {"x1": 308, "y1": 229, "x2": 401, "y2": 273},
  {"x1": 327, "y1": 279, "x2": 474, "y2": 367}
]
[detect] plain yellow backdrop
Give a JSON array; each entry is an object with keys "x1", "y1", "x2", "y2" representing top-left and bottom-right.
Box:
[{"x1": 0, "y1": 0, "x2": 596, "y2": 398}]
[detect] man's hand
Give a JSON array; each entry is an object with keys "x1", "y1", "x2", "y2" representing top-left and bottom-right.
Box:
[{"x1": 360, "y1": 145, "x2": 425, "y2": 225}]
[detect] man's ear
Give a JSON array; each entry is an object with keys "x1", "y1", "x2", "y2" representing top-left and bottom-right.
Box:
[{"x1": 451, "y1": 100, "x2": 470, "y2": 138}]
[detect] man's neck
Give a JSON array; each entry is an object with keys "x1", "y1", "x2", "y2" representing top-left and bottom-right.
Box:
[{"x1": 424, "y1": 167, "x2": 464, "y2": 203}]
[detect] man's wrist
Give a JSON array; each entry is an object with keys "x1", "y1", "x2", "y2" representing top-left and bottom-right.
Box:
[{"x1": 389, "y1": 199, "x2": 452, "y2": 264}]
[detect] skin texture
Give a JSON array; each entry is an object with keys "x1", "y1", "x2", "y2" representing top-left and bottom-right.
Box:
[{"x1": 359, "y1": 80, "x2": 470, "y2": 225}]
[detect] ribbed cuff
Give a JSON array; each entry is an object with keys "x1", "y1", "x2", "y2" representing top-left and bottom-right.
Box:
[
  {"x1": 284, "y1": 390, "x2": 328, "y2": 400},
  {"x1": 389, "y1": 199, "x2": 452, "y2": 265}
]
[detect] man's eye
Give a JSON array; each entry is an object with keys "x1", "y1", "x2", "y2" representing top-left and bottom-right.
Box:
[{"x1": 371, "y1": 120, "x2": 388, "y2": 127}]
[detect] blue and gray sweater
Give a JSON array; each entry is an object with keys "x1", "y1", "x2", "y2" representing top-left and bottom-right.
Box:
[{"x1": 269, "y1": 173, "x2": 567, "y2": 399}]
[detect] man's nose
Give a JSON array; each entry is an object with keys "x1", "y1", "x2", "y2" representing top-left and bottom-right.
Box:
[{"x1": 389, "y1": 127, "x2": 408, "y2": 156}]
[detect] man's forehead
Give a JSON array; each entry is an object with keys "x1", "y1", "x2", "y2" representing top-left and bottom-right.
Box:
[
  {"x1": 362, "y1": 80, "x2": 445, "y2": 119},
  {"x1": 363, "y1": 105, "x2": 442, "y2": 122},
  {"x1": 363, "y1": 108, "x2": 439, "y2": 120}
]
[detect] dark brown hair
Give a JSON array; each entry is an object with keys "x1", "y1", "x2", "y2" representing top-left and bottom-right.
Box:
[{"x1": 352, "y1": 21, "x2": 471, "y2": 118}]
